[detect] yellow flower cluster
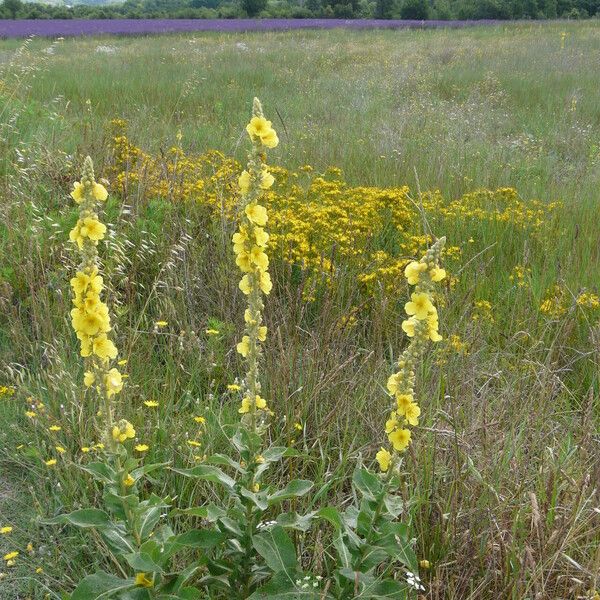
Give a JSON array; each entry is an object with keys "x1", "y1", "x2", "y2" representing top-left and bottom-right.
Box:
[
  {"x1": 539, "y1": 284, "x2": 600, "y2": 318},
  {"x1": 68, "y1": 157, "x2": 125, "y2": 449},
  {"x1": 233, "y1": 100, "x2": 277, "y2": 422},
  {"x1": 376, "y1": 238, "x2": 446, "y2": 473},
  {"x1": 107, "y1": 123, "x2": 558, "y2": 305}
]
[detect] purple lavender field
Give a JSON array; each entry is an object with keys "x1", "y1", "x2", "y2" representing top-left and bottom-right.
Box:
[{"x1": 0, "y1": 18, "x2": 499, "y2": 38}]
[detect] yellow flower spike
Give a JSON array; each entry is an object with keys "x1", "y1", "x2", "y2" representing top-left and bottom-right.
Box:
[
  {"x1": 123, "y1": 474, "x2": 135, "y2": 487},
  {"x1": 379, "y1": 237, "x2": 446, "y2": 468}
]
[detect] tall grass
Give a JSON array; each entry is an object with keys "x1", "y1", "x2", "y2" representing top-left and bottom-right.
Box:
[{"x1": 0, "y1": 22, "x2": 599, "y2": 599}]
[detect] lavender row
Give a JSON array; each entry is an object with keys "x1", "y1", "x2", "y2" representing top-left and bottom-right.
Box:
[{"x1": 0, "y1": 18, "x2": 501, "y2": 38}]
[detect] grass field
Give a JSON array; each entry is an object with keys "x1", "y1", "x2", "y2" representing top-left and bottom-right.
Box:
[{"x1": 0, "y1": 22, "x2": 599, "y2": 599}]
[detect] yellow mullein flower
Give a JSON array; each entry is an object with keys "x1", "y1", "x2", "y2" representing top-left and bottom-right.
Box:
[
  {"x1": 104, "y1": 369, "x2": 123, "y2": 397},
  {"x1": 70, "y1": 182, "x2": 86, "y2": 203},
  {"x1": 92, "y1": 182, "x2": 108, "y2": 201},
  {"x1": 246, "y1": 116, "x2": 279, "y2": 148},
  {"x1": 388, "y1": 428, "x2": 411, "y2": 452},
  {"x1": 239, "y1": 170, "x2": 251, "y2": 194},
  {"x1": 245, "y1": 203, "x2": 268, "y2": 226},
  {"x1": 135, "y1": 573, "x2": 154, "y2": 588},
  {"x1": 79, "y1": 217, "x2": 106, "y2": 242},
  {"x1": 112, "y1": 419, "x2": 135, "y2": 443},
  {"x1": 405, "y1": 292, "x2": 435, "y2": 320},
  {"x1": 259, "y1": 271, "x2": 273, "y2": 294},
  {"x1": 123, "y1": 474, "x2": 135, "y2": 487},
  {"x1": 376, "y1": 448, "x2": 392, "y2": 472},
  {"x1": 237, "y1": 336, "x2": 251, "y2": 357},
  {"x1": 92, "y1": 334, "x2": 118, "y2": 361},
  {"x1": 404, "y1": 261, "x2": 428, "y2": 285},
  {"x1": 259, "y1": 168, "x2": 275, "y2": 189},
  {"x1": 239, "y1": 275, "x2": 252, "y2": 295}
]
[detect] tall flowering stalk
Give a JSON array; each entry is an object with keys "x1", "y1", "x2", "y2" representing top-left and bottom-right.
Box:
[
  {"x1": 377, "y1": 237, "x2": 446, "y2": 472},
  {"x1": 69, "y1": 157, "x2": 134, "y2": 452},
  {"x1": 233, "y1": 98, "x2": 278, "y2": 433}
]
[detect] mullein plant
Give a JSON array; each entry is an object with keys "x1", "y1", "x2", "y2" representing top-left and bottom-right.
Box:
[
  {"x1": 173, "y1": 99, "x2": 317, "y2": 599},
  {"x1": 301, "y1": 239, "x2": 447, "y2": 599},
  {"x1": 46, "y1": 158, "x2": 202, "y2": 600}
]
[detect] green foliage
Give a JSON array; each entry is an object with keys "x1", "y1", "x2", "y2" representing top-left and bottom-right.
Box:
[
  {"x1": 399, "y1": 0, "x2": 430, "y2": 18},
  {"x1": 241, "y1": 0, "x2": 268, "y2": 15},
  {"x1": 6, "y1": 0, "x2": 600, "y2": 20}
]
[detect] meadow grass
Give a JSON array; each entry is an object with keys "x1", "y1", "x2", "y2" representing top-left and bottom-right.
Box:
[{"x1": 0, "y1": 22, "x2": 599, "y2": 599}]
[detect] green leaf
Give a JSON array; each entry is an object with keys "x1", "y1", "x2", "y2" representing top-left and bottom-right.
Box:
[
  {"x1": 79, "y1": 462, "x2": 116, "y2": 484},
  {"x1": 361, "y1": 578, "x2": 411, "y2": 598},
  {"x1": 43, "y1": 509, "x2": 111, "y2": 529},
  {"x1": 172, "y1": 529, "x2": 227, "y2": 549},
  {"x1": 352, "y1": 468, "x2": 383, "y2": 502},
  {"x1": 172, "y1": 465, "x2": 235, "y2": 489},
  {"x1": 240, "y1": 487, "x2": 268, "y2": 510},
  {"x1": 207, "y1": 454, "x2": 246, "y2": 473},
  {"x1": 156, "y1": 588, "x2": 203, "y2": 600},
  {"x1": 276, "y1": 511, "x2": 314, "y2": 532},
  {"x1": 268, "y1": 480, "x2": 313, "y2": 505},
  {"x1": 171, "y1": 504, "x2": 226, "y2": 521},
  {"x1": 70, "y1": 571, "x2": 135, "y2": 600},
  {"x1": 130, "y1": 462, "x2": 169, "y2": 482},
  {"x1": 333, "y1": 533, "x2": 352, "y2": 569},
  {"x1": 101, "y1": 525, "x2": 137, "y2": 554},
  {"x1": 123, "y1": 551, "x2": 164, "y2": 573},
  {"x1": 252, "y1": 526, "x2": 297, "y2": 575},
  {"x1": 315, "y1": 506, "x2": 344, "y2": 531},
  {"x1": 383, "y1": 494, "x2": 404, "y2": 518}
]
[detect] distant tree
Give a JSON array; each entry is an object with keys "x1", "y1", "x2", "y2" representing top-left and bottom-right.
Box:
[
  {"x1": 375, "y1": 0, "x2": 395, "y2": 16},
  {"x1": 3, "y1": 0, "x2": 23, "y2": 18},
  {"x1": 241, "y1": 0, "x2": 267, "y2": 15},
  {"x1": 306, "y1": 0, "x2": 322, "y2": 13},
  {"x1": 400, "y1": 0, "x2": 430, "y2": 18}
]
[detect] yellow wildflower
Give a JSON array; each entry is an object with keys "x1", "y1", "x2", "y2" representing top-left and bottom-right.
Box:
[{"x1": 376, "y1": 447, "x2": 392, "y2": 472}]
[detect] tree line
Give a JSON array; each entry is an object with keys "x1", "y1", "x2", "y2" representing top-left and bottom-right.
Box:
[{"x1": 1, "y1": 0, "x2": 598, "y2": 22}]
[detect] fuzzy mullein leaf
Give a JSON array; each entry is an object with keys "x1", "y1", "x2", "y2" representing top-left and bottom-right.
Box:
[
  {"x1": 70, "y1": 572, "x2": 136, "y2": 600},
  {"x1": 267, "y1": 480, "x2": 313, "y2": 505},
  {"x1": 252, "y1": 525, "x2": 298, "y2": 575},
  {"x1": 42, "y1": 508, "x2": 111, "y2": 528}
]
